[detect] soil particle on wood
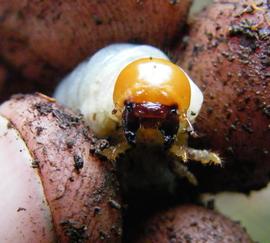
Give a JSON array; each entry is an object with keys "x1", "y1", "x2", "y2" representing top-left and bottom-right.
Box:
[
  {"x1": 178, "y1": 0, "x2": 270, "y2": 193},
  {"x1": 0, "y1": 93, "x2": 122, "y2": 243},
  {"x1": 73, "y1": 155, "x2": 84, "y2": 171}
]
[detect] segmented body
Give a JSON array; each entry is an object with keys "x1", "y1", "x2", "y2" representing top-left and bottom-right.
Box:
[
  {"x1": 55, "y1": 44, "x2": 203, "y2": 139},
  {"x1": 55, "y1": 44, "x2": 222, "y2": 185}
]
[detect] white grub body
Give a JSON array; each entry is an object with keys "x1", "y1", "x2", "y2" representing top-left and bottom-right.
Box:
[{"x1": 54, "y1": 43, "x2": 203, "y2": 138}]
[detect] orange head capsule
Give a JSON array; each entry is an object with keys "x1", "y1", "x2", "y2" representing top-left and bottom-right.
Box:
[{"x1": 113, "y1": 57, "x2": 192, "y2": 146}]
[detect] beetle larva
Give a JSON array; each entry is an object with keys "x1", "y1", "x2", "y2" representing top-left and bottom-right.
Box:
[{"x1": 55, "y1": 44, "x2": 221, "y2": 185}]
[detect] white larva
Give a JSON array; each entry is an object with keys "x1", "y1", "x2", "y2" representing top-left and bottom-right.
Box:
[
  {"x1": 54, "y1": 44, "x2": 221, "y2": 185},
  {"x1": 54, "y1": 44, "x2": 203, "y2": 138}
]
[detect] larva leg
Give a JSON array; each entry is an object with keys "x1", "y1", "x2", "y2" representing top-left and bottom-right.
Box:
[
  {"x1": 91, "y1": 130, "x2": 130, "y2": 161},
  {"x1": 100, "y1": 142, "x2": 130, "y2": 161},
  {"x1": 186, "y1": 148, "x2": 222, "y2": 166},
  {"x1": 170, "y1": 143, "x2": 222, "y2": 166},
  {"x1": 170, "y1": 145, "x2": 188, "y2": 162},
  {"x1": 169, "y1": 128, "x2": 190, "y2": 162},
  {"x1": 170, "y1": 159, "x2": 198, "y2": 186}
]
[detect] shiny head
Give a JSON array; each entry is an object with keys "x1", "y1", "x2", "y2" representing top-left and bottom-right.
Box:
[{"x1": 113, "y1": 57, "x2": 197, "y2": 146}]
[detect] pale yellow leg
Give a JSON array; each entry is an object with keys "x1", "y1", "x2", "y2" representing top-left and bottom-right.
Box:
[
  {"x1": 170, "y1": 144, "x2": 188, "y2": 162},
  {"x1": 173, "y1": 118, "x2": 222, "y2": 165},
  {"x1": 186, "y1": 148, "x2": 222, "y2": 166},
  {"x1": 170, "y1": 144, "x2": 222, "y2": 166},
  {"x1": 171, "y1": 160, "x2": 198, "y2": 186},
  {"x1": 100, "y1": 142, "x2": 130, "y2": 161}
]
